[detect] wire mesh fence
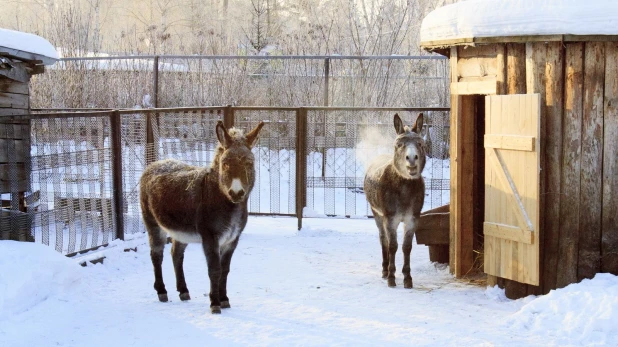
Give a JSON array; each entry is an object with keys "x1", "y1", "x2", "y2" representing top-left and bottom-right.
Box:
[
  {"x1": 1, "y1": 106, "x2": 449, "y2": 254},
  {"x1": 30, "y1": 55, "x2": 449, "y2": 109},
  {"x1": 304, "y1": 108, "x2": 450, "y2": 218},
  {"x1": 1, "y1": 112, "x2": 117, "y2": 254}
]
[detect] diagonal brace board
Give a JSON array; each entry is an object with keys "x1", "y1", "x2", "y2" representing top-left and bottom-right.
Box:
[{"x1": 485, "y1": 147, "x2": 534, "y2": 232}]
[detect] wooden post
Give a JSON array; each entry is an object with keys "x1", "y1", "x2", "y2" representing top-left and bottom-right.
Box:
[
  {"x1": 296, "y1": 107, "x2": 308, "y2": 230},
  {"x1": 556, "y1": 42, "x2": 584, "y2": 289},
  {"x1": 602, "y1": 42, "x2": 618, "y2": 274},
  {"x1": 224, "y1": 105, "x2": 234, "y2": 129},
  {"x1": 324, "y1": 58, "x2": 330, "y2": 107},
  {"x1": 449, "y1": 46, "x2": 461, "y2": 276},
  {"x1": 110, "y1": 111, "x2": 124, "y2": 241},
  {"x1": 321, "y1": 59, "x2": 330, "y2": 178},
  {"x1": 152, "y1": 56, "x2": 159, "y2": 108},
  {"x1": 578, "y1": 42, "x2": 605, "y2": 280},
  {"x1": 449, "y1": 46, "x2": 476, "y2": 277}
]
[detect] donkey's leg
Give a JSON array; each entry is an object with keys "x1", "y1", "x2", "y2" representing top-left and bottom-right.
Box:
[
  {"x1": 219, "y1": 239, "x2": 239, "y2": 309},
  {"x1": 145, "y1": 218, "x2": 169, "y2": 302},
  {"x1": 201, "y1": 238, "x2": 223, "y2": 314},
  {"x1": 402, "y1": 217, "x2": 417, "y2": 289},
  {"x1": 372, "y1": 212, "x2": 389, "y2": 279},
  {"x1": 171, "y1": 239, "x2": 190, "y2": 301},
  {"x1": 383, "y1": 218, "x2": 399, "y2": 288}
]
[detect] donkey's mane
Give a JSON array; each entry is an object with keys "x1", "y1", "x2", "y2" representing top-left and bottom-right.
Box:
[{"x1": 210, "y1": 127, "x2": 247, "y2": 170}]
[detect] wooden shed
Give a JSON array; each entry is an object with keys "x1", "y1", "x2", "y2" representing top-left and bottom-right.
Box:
[
  {"x1": 0, "y1": 28, "x2": 58, "y2": 240},
  {"x1": 420, "y1": 0, "x2": 618, "y2": 298}
]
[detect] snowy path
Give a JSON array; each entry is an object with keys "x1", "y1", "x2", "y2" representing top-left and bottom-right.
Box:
[{"x1": 1, "y1": 217, "x2": 616, "y2": 346}]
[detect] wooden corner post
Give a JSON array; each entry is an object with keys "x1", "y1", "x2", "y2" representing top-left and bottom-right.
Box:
[
  {"x1": 296, "y1": 107, "x2": 308, "y2": 230},
  {"x1": 110, "y1": 110, "x2": 125, "y2": 241},
  {"x1": 449, "y1": 46, "x2": 476, "y2": 277}
]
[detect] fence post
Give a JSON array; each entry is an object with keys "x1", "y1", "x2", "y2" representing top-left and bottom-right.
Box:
[
  {"x1": 110, "y1": 110, "x2": 125, "y2": 241},
  {"x1": 296, "y1": 107, "x2": 308, "y2": 230},
  {"x1": 146, "y1": 112, "x2": 158, "y2": 165},
  {"x1": 224, "y1": 104, "x2": 235, "y2": 129},
  {"x1": 323, "y1": 58, "x2": 330, "y2": 106},
  {"x1": 153, "y1": 55, "x2": 159, "y2": 108},
  {"x1": 320, "y1": 58, "x2": 330, "y2": 177}
]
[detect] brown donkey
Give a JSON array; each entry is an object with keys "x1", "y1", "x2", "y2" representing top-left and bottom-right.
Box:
[
  {"x1": 140, "y1": 120, "x2": 264, "y2": 314},
  {"x1": 364, "y1": 113, "x2": 425, "y2": 288}
]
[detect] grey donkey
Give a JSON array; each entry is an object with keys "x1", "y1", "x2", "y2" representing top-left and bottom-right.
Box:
[
  {"x1": 364, "y1": 113, "x2": 426, "y2": 288},
  {"x1": 140, "y1": 120, "x2": 264, "y2": 313}
]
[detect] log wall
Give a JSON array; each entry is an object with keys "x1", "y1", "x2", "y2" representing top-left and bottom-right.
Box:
[{"x1": 448, "y1": 40, "x2": 618, "y2": 298}]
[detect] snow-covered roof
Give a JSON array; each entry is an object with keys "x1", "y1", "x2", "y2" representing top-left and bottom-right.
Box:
[
  {"x1": 420, "y1": 0, "x2": 618, "y2": 48},
  {"x1": 0, "y1": 28, "x2": 58, "y2": 65}
]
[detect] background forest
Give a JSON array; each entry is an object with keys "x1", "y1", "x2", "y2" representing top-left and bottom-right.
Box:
[{"x1": 1, "y1": 0, "x2": 456, "y2": 57}]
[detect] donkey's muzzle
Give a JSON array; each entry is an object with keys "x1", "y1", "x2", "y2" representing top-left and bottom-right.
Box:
[{"x1": 228, "y1": 189, "x2": 246, "y2": 202}]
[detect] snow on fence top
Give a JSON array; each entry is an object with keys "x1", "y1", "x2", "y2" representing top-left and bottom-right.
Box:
[
  {"x1": 0, "y1": 28, "x2": 58, "y2": 64},
  {"x1": 420, "y1": 0, "x2": 618, "y2": 46}
]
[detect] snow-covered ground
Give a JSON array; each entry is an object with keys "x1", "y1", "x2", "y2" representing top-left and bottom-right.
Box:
[{"x1": 1, "y1": 216, "x2": 617, "y2": 347}]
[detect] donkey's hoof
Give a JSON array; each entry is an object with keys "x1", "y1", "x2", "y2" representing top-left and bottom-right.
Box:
[
  {"x1": 221, "y1": 300, "x2": 231, "y2": 309},
  {"x1": 387, "y1": 278, "x2": 397, "y2": 287},
  {"x1": 179, "y1": 292, "x2": 191, "y2": 301},
  {"x1": 404, "y1": 278, "x2": 413, "y2": 289},
  {"x1": 158, "y1": 293, "x2": 169, "y2": 302},
  {"x1": 210, "y1": 306, "x2": 222, "y2": 314}
]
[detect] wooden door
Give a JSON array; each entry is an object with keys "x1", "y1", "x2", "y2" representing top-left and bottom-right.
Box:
[{"x1": 484, "y1": 94, "x2": 540, "y2": 285}]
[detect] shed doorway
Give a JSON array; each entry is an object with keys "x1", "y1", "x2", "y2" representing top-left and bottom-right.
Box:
[{"x1": 451, "y1": 93, "x2": 541, "y2": 287}]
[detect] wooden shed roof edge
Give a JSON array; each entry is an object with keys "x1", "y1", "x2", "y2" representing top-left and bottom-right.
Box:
[
  {"x1": 0, "y1": 45, "x2": 58, "y2": 65},
  {"x1": 421, "y1": 34, "x2": 618, "y2": 51}
]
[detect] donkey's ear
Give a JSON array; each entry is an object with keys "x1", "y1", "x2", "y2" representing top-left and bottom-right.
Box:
[
  {"x1": 411, "y1": 113, "x2": 424, "y2": 134},
  {"x1": 393, "y1": 114, "x2": 405, "y2": 135},
  {"x1": 216, "y1": 120, "x2": 231, "y2": 148},
  {"x1": 246, "y1": 121, "x2": 265, "y2": 148}
]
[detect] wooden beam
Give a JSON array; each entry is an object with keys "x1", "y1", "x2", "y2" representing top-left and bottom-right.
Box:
[
  {"x1": 450, "y1": 79, "x2": 497, "y2": 95},
  {"x1": 449, "y1": 46, "x2": 462, "y2": 276},
  {"x1": 0, "y1": 80, "x2": 29, "y2": 94},
  {"x1": 0, "y1": 92, "x2": 29, "y2": 109},
  {"x1": 484, "y1": 222, "x2": 534, "y2": 244},
  {"x1": 0, "y1": 63, "x2": 31, "y2": 83},
  {"x1": 484, "y1": 135, "x2": 535, "y2": 152},
  {"x1": 421, "y1": 34, "x2": 618, "y2": 50},
  {"x1": 458, "y1": 95, "x2": 476, "y2": 277},
  {"x1": 0, "y1": 108, "x2": 28, "y2": 116}
]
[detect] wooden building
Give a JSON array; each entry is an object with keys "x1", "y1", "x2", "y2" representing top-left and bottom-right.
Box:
[
  {"x1": 1, "y1": 28, "x2": 58, "y2": 240},
  {"x1": 420, "y1": 1, "x2": 618, "y2": 298}
]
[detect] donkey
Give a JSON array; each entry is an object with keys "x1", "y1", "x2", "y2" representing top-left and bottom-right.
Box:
[
  {"x1": 139, "y1": 120, "x2": 264, "y2": 314},
  {"x1": 363, "y1": 113, "x2": 426, "y2": 288}
]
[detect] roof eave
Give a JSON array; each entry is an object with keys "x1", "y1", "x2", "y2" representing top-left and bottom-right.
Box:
[
  {"x1": 0, "y1": 45, "x2": 58, "y2": 65},
  {"x1": 421, "y1": 34, "x2": 618, "y2": 51}
]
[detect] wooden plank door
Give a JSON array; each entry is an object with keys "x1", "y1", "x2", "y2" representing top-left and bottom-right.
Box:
[{"x1": 484, "y1": 94, "x2": 540, "y2": 285}]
